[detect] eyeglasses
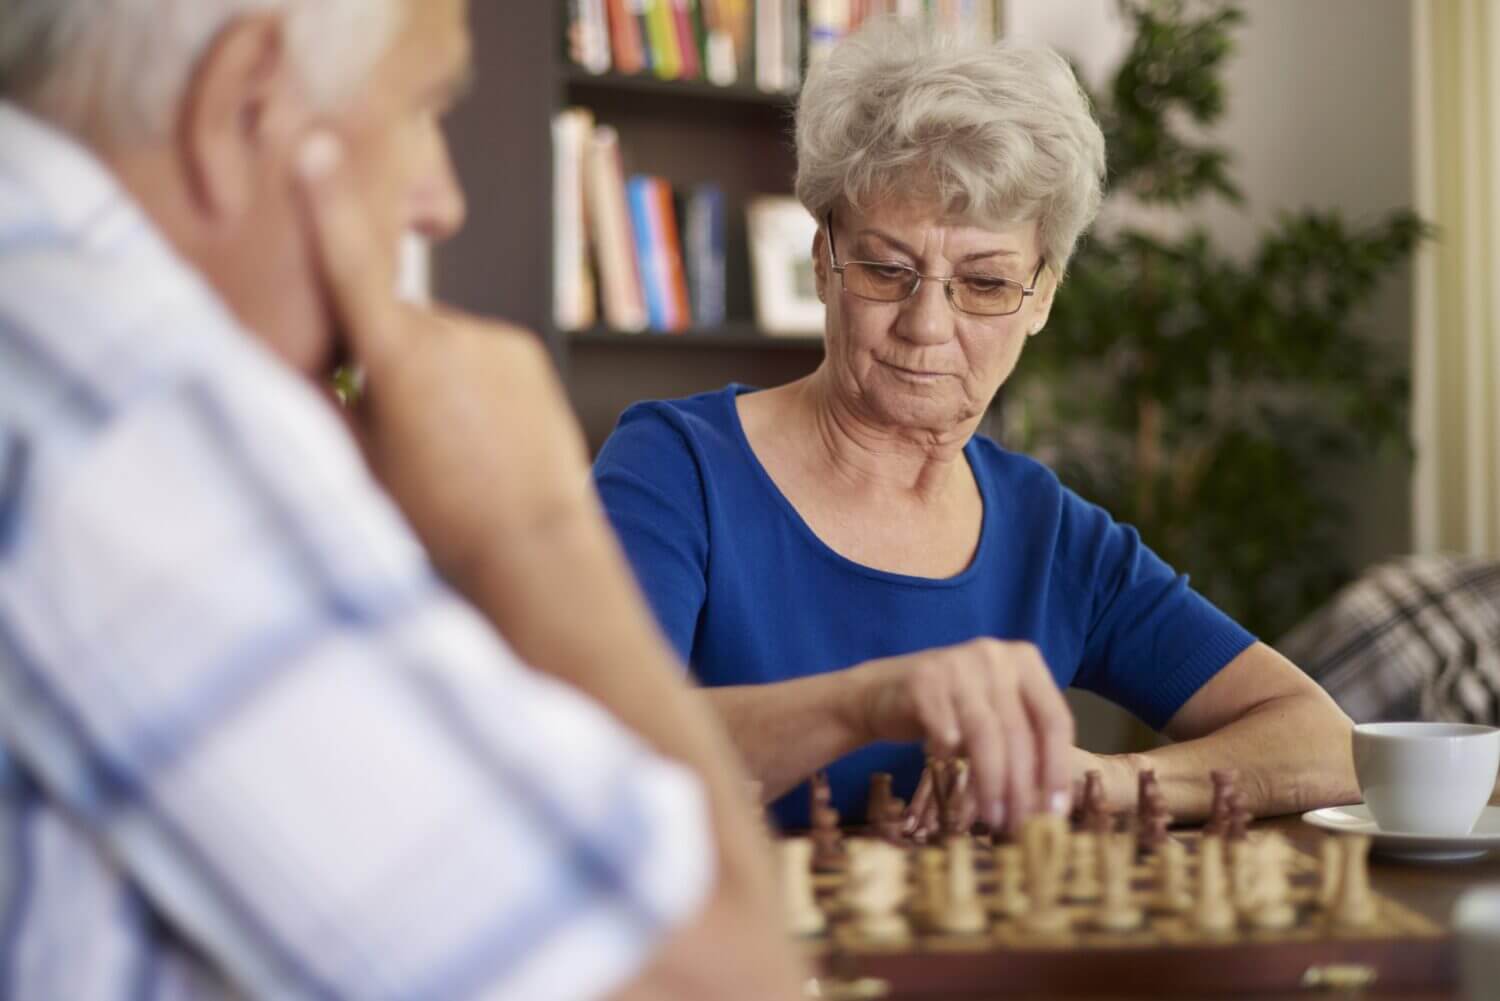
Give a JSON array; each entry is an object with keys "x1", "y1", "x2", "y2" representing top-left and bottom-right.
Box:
[{"x1": 825, "y1": 213, "x2": 1045, "y2": 318}]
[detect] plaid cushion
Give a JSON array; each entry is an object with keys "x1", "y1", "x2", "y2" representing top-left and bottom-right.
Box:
[{"x1": 1277, "y1": 555, "x2": 1500, "y2": 724}]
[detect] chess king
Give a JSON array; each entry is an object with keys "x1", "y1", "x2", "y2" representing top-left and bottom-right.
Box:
[{"x1": 593, "y1": 20, "x2": 1359, "y2": 834}]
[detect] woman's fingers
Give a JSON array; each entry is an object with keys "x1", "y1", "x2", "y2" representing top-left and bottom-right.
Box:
[
  {"x1": 1000, "y1": 700, "x2": 1038, "y2": 836},
  {"x1": 955, "y1": 690, "x2": 1007, "y2": 830},
  {"x1": 1021, "y1": 659, "x2": 1077, "y2": 816},
  {"x1": 905, "y1": 766, "x2": 934, "y2": 834}
]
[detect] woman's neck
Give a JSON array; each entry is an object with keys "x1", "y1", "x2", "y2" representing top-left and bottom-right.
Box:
[{"x1": 793, "y1": 368, "x2": 978, "y2": 502}]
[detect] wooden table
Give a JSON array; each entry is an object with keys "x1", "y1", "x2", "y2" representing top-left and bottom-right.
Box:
[{"x1": 813, "y1": 815, "x2": 1500, "y2": 1000}]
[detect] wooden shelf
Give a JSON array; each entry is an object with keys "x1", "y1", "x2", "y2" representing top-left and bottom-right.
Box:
[
  {"x1": 568, "y1": 328, "x2": 823, "y2": 351},
  {"x1": 561, "y1": 66, "x2": 796, "y2": 107}
]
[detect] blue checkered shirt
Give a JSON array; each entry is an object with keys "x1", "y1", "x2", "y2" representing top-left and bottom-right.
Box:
[{"x1": 0, "y1": 103, "x2": 712, "y2": 1001}]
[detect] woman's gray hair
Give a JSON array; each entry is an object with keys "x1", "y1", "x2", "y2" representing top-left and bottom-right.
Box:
[
  {"x1": 0, "y1": 0, "x2": 401, "y2": 139},
  {"x1": 795, "y1": 19, "x2": 1106, "y2": 280}
]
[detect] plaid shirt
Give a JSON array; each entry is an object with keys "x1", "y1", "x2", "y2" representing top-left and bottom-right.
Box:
[
  {"x1": 1278, "y1": 555, "x2": 1500, "y2": 725},
  {"x1": 0, "y1": 103, "x2": 711, "y2": 1001}
]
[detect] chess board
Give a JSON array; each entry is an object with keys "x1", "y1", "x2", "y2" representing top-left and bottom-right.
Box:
[{"x1": 792, "y1": 830, "x2": 1454, "y2": 998}]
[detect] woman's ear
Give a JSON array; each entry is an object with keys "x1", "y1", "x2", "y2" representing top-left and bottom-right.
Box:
[
  {"x1": 812, "y1": 228, "x2": 829, "y2": 303},
  {"x1": 1028, "y1": 266, "x2": 1059, "y2": 336}
]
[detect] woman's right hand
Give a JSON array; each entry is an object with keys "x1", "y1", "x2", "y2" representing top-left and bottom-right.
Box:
[{"x1": 853, "y1": 638, "x2": 1076, "y2": 834}]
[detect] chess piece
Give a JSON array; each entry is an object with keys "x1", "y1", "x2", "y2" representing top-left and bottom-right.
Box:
[
  {"x1": 1080, "y1": 770, "x2": 1111, "y2": 834},
  {"x1": 1225, "y1": 790, "x2": 1252, "y2": 842},
  {"x1": 845, "y1": 839, "x2": 912, "y2": 944},
  {"x1": 1066, "y1": 831, "x2": 1101, "y2": 901},
  {"x1": 867, "y1": 773, "x2": 894, "y2": 828},
  {"x1": 780, "y1": 838, "x2": 826, "y2": 936},
  {"x1": 914, "y1": 846, "x2": 947, "y2": 929},
  {"x1": 1332, "y1": 834, "x2": 1377, "y2": 929},
  {"x1": 1095, "y1": 831, "x2": 1144, "y2": 931},
  {"x1": 1136, "y1": 771, "x2": 1172, "y2": 854},
  {"x1": 810, "y1": 773, "x2": 847, "y2": 872},
  {"x1": 1019, "y1": 814, "x2": 1071, "y2": 935},
  {"x1": 991, "y1": 844, "x2": 1029, "y2": 919},
  {"x1": 935, "y1": 835, "x2": 987, "y2": 934},
  {"x1": 876, "y1": 795, "x2": 907, "y2": 845},
  {"x1": 1229, "y1": 838, "x2": 1256, "y2": 913},
  {"x1": 1154, "y1": 836, "x2": 1192, "y2": 913},
  {"x1": 1192, "y1": 835, "x2": 1237, "y2": 935},
  {"x1": 1317, "y1": 837, "x2": 1342, "y2": 910},
  {"x1": 936, "y1": 759, "x2": 969, "y2": 837},
  {"x1": 1205, "y1": 769, "x2": 1238, "y2": 837},
  {"x1": 1245, "y1": 834, "x2": 1296, "y2": 931}
]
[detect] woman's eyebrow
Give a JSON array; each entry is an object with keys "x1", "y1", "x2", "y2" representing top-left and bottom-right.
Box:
[{"x1": 855, "y1": 229, "x2": 1021, "y2": 263}]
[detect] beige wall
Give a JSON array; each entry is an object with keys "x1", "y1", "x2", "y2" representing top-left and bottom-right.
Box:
[{"x1": 1006, "y1": 0, "x2": 1417, "y2": 745}]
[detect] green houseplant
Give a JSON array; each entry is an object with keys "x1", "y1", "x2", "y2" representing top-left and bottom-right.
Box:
[{"x1": 1009, "y1": 0, "x2": 1426, "y2": 639}]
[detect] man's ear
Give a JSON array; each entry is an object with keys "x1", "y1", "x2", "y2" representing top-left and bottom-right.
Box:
[
  {"x1": 175, "y1": 14, "x2": 298, "y2": 224},
  {"x1": 813, "y1": 228, "x2": 829, "y2": 303}
]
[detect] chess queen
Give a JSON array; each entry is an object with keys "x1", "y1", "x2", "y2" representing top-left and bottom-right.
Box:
[{"x1": 594, "y1": 19, "x2": 1359, "y2": 836}]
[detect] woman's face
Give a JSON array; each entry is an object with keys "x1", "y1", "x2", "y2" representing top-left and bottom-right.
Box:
[{"x1": 814, "y1": 199, "x2": 1055, "y2": 438}]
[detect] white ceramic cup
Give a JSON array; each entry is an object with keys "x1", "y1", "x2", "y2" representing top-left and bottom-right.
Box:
[
  {"x1": 1352, "y1": 722, "x2": 1500, "y2": 835},
  {"x1": 1454, "y1": 885, "x2": 1500, "y2": 1001}
]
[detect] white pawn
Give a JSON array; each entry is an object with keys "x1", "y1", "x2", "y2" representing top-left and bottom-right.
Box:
[
  {"x1": 1332, "y1": 834, "x2": 1377, "y2": 929},
  {"x1": 935, "y1": 836, "x2": 987, "y2": 934},
  {"x1": 779, "y1": 838, "x2": 826, "y2": 936},
  {"x1": 846, "y1": 839, "x2": 912, "y2": 944},
  {"x1": 1154, "y1": 837, "x2": 1192, "y2": 914},
  {"x1": 1245, "y1": 834, "x2": 1296, "y2": 931},
  {"x1": 1193, "y1": 835, "x2": 1237, "y2": 935},
  {"x1": 1068, "y1": 831, "x2": 1101, "y2": 901},
  {"x1": 991, "y1": 844, "x2": 1029, "y2": 919},
  {"x1": 1095, "y1": 831, "x2": 1144, "y2": 931},
  {"x1": 1317, "y1": 837, "x2": 1342, "y2": 910}
]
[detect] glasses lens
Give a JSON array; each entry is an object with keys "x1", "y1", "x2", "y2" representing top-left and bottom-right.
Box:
[
  {"x1": 843, "y1": 262, "x2": 919, "y2": 302},
  {"x1": 952, "y1": 276, "x2": 1024, "y2": 316}
]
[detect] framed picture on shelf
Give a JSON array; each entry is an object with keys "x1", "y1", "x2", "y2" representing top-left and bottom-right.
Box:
[{"x1": 747, "y1": 196, "x2": 825, "y2": 336}]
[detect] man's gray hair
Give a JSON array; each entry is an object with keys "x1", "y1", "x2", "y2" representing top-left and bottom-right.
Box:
[
  {"x1": 0, "y1": 0, "x2": 401, "y2": 138},
  {"x1": 795, "y1": 20, "x2": 1107, "y2": 280}
]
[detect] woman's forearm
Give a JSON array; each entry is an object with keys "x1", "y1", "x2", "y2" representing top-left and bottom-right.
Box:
[
  {"x1": 703, "y1": 672, "x2": 870, "y2": 802},
  {"x1": 1129, "y1": 690, "x2": 1359, "y2": 822}
]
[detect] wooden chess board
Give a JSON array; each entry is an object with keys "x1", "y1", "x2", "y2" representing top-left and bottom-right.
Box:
[{"x1": 792, "y1": 830, "x2": 1454, "y2": 998}]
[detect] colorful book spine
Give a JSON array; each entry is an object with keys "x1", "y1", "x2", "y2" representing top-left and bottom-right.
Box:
[
  {"x1": 606, "y1": 0, "x2": 647, "y2": 73},
  {"x1": 644, "y1": 0, "x2": 683, "y2": 79},
  {"x1": 552, "y1": 108, "x2": 597, "y2": 331},
  {"x1": 670, "y1": 0, "x2": 702, "y2": 79},
  {"x1": 685, "y1": 185, "x2": 727, "y2": 327},
  {"x1": 627, "y1": 176, "x2": 668, "y2": 330},
  {"x1": 652, "y1": 180, "x2": 691, "y2": 331},
  {"x1": 585, "y1": 127, "x2": 648, "y2": 332}
]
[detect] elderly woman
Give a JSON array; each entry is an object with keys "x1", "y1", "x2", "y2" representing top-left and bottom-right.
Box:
[{"x1": 595, "y1": 24, "x2": 1357, "y2": 832}]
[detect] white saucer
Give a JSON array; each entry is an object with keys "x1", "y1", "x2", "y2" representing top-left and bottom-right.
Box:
[{"x1": 1301, "y1": 804, "x2": 1500, "y2": 862}]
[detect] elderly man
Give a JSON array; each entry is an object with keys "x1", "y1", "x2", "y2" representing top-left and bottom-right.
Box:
[{"x1": 0, "y1": 2, "x2": 803, "y2": 1000}]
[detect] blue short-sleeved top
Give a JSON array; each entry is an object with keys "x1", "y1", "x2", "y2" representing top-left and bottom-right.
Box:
[{"x1": 594, "y1": 384, "x2": 1256, "y2": 828}]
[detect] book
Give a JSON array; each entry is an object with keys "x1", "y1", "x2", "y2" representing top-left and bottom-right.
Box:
[
  {"x1": 684, "y1": 185, "x2": 727, "y2": 327},
  {"x1": 606, "y1": 0, "x2": 647, "y2": 73},
  {"x1": 569, "y1": 0, "x2": 613, "y2": 73},
  {"x1": 584, "y1": 127, "x2": 648, "y2": 331},
  {"x1": 653, "y1": 179, "x2": 692, "y2": 331},
  {"x1": 627, "y1": 176, "x2": 669, "y2": 330},
  {"x1": 644, "y1": 0, "x2": 683, "y2": 79},
  {"x1": 552, "y1": 108, "x2": 597, "y2": 331},
  {"x1": 670, "y1": 0, "x2": 702, "y2": 79},
  {"x1": 755, "y1": 0, "x2": 783, "y2": 91}
]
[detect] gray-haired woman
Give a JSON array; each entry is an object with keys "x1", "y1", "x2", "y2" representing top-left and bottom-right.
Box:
[{"x1": 595, "y1": 22, "x2": 1356, "y2": 835}]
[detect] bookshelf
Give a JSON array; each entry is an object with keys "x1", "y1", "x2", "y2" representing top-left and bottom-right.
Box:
[{"x1": 436, "y1": 2, "x2": 826, "y2": 453}]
